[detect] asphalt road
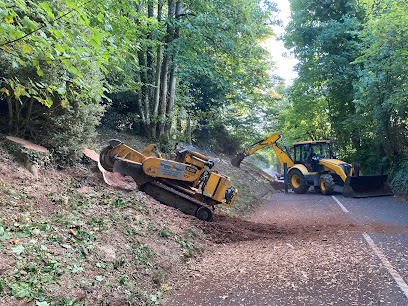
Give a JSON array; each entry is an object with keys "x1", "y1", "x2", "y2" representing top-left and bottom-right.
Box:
[
  {"x1": 166, "y1": 189, "x2": 408, "y2": 305},
  {"x1": 334, "y1": 192, "x2": 408, "y2": 301}
]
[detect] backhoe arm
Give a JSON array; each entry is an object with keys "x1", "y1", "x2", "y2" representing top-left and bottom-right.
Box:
[
  {"x1": 231, "y1": 132, "x2": 294, "y2": 168},
  {"x1": 245, "y1": 133, "x2": 282, "y2": 155}
]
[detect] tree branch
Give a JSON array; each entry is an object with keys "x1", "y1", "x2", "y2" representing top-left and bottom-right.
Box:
[{"x1": 0, "y1": 0, "x2": 95, "y2": 48}]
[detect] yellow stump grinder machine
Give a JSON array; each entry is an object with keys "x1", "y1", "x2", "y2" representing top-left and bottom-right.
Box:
[
  {"x1": 231, "y1": 133, "x2": 393, "y2": 197},
  {"x1": 100, "y1": 139, "x2": 238, "y2": 221}
]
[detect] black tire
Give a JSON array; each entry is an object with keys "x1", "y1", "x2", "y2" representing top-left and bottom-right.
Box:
[
  {"x1": 320, "y1": 174, "x2": 335, "y2": 195},
  {"x1": 195, "y1": 206, "x2": 213, "y2": 221},
  {"x1": 99, "y1": 146, "x2": 115, "y2": 172},
  {"x1": 288, "y1": 169, "x2": 309, "y2": 194}
]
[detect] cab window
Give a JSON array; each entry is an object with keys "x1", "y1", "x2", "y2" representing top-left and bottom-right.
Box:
[
  {"x1": 311, "y1": 143, "x2": 332, "y2": 159},
  {"x1": 294, "y1": 144, "x2": 311, "y2": 163}
]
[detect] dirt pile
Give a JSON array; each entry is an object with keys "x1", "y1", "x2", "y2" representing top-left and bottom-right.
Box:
[{"x1": 196, "y1": 215, "x2": 292, "y2": 244}]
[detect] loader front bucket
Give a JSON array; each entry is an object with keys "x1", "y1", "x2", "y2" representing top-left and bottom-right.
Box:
[
  {"x1": 231, "y1": 152, "x2": 247, "y2": 168},
  {"x1": 343, "y1": 175, "x2": 393, "y2": 198}
]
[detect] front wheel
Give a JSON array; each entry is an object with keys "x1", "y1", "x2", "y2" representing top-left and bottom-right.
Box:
[
  {"x1": 288, "y1": 169, "x2": 309, "y2": 194},
  {"x1": 320, "y1": 174, "x2": 335, "y2": 195}
]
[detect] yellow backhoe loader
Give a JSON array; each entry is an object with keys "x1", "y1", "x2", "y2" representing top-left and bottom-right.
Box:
[
  {"x1": 231, "y1": 133, "x2": 393, "y2": 197},
  {"x1": 100, "y1": 140, "x2": 237, "y2": 221}
]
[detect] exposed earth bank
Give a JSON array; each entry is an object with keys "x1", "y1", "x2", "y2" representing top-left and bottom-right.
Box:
[{"x1": 0, "y1": 133, "x2": 275, "y2": 305}]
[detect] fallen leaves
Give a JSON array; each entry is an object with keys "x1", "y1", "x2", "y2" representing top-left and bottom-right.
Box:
[{"x1": 10, "y1": 244, "x2": 24, "y2": 255}]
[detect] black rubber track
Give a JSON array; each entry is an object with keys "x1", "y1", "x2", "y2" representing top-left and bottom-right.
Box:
[{"x1": 141, "y1": 180, "x2": 213, "y2": 221}]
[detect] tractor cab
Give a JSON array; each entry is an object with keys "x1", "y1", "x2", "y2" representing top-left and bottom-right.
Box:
[{"x1": 292, "y1": 140, "x2": 334, "y2": 172}]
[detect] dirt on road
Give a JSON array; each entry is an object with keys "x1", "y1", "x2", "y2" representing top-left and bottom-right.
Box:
[{"x1": 165, "y1": 193, "x2": 402, "y2": 305}]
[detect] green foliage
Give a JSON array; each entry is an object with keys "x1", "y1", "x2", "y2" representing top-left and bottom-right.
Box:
[
  {"x1": 279, "y1": 0, "x2": 408, "y2": 189},
  {"x1": 40, "y1": 95, "x2": 105, "y2": 160},
  {"x1": 283, "y1": 0, "x2": 363, "y2": 146},
  {"x1": 5, "y1": 242, "x2": 63, "y2": 302},
  {"x1": 391, "y1": 167, "x2": 408, "y2": 196},
  {"x1": 354, "y1": 0, "x2": 408, "y2": 163},
  {"x1": 0, "y1": 0, "x2": 111, "y2": 158},
  {"x1": 0, "y1": 0, "x2": 281, "y2": 157},
  {"x1": 193, "y1": 121, "x2": 241, "y2": 155},
  {"x1": 0, "y1": 0, "x2": 109, "y2": 105},
  {"x1": 176, "y1": 0, "x2": 278, "y2": 138},
  {"x1": 99, "y1": 0, "x2": 279, "y2": 141},
  {"x1": 390, "y1": 149, "x2": 408, "y2": 196}
]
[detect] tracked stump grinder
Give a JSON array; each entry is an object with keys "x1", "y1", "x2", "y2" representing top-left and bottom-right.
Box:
[
  {"x1": 231, "y1": 133, "x2": 393, "y2": 198},
  {"x1": 100, "y1": 140, "x2": 237, "y2": 221}
]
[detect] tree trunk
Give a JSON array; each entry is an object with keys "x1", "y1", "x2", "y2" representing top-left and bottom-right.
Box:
[
  {"x1": 14, "y1": 98, "x2": 21, "y2": 135},
  {"x1": 136, "y1": 2, "x2": 149, "y2": 133},
  {"x1": 145, "y1": 0, "x2": 154, "y2": 137},
  {"x1": 151, "y1": 2, "x2": 164, "y2": 139},
  {"x1": 7, "y1": 95, "x2": 13, "y2": 131},
  {"x1": 186, "y1": 111, "x2": 192, "y2": 145},
  {"x1": 166, "y1": 63, "x2": 178, "y2": 136},
  {"x1": 176, "y1": 109, "x2": 182, "y2": 133},
  {"x1": 23, "y1": 97, "x2": 34, "y2": 126},
  {"x1": 147, "y1": 1, "x2": 154, "y2": 99},
  {"x1": 158, "y1": 0, "x2": 175, "y2": 136},
  {"x1": 165, "y1": 0, "x2": 183, "y2": 137}
]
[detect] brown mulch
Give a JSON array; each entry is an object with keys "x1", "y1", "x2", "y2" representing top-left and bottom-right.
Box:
[{"x1": 195, "y1": 215, "x2": 292, "y2": 244}]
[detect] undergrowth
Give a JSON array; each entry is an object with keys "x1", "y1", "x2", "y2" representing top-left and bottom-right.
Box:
[{"x1": 390, "y1": 149, "x2": 408, "y2": 197}]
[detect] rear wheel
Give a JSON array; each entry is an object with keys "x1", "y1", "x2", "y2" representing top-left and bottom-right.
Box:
[
  {"x1": 288, "y1": 169, "x2": 309, "y2": 194},
  {"x1": 195, "y1": 206, "x2": 213, "y2": 221},
  {"x1": 320, "y1": 174, "x2": 335, "y2": 195}
]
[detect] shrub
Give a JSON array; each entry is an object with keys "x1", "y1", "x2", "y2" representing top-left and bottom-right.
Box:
[
  {"x1": 390, "y1": 149, "x2": 408, "y2": 196},
  {"x1": 0, "y1": 0, "x2": 107, "y2": 160},
  {"x1": 42, "y1": 99, "x2": 105, "y2": 160},
  {"x1": 193, "y1": 122, "x2": 241, "y2": 155}
]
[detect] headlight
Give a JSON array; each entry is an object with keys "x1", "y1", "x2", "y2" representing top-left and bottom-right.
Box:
[{"x1": 340, "y1": 163, "x2": 351, "y2": 176}]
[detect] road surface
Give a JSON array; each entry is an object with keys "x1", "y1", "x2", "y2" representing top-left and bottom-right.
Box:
[{"x1": 165, "y1": 189, "x2": 408, "y2": 305}]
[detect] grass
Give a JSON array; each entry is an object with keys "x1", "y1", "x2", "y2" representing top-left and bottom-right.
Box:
[{"x1": 0, "y1": 170, "x2": 198, "y2": 305}]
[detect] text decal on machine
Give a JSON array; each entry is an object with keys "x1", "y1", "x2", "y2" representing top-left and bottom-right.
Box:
[{"x1": 157, "y1": 161, "x2": 187, "y2": 179}]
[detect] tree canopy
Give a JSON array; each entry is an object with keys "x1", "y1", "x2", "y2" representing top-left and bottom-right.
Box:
[
  {"x1": 0, "y1": 0, "x2": 279, "y2": 156},
  {"x1": 1, "y1": 0, "x2": 407, "y2": 192}
]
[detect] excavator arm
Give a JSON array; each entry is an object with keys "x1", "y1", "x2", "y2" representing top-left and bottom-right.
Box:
[{"x1": 231, "y1": 133, "x2": 294, "y2": 168}]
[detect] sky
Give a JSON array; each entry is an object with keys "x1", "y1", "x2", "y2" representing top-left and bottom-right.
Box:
[{"x1": 263, "y1": 0, "x2": 298, "y2": 85}]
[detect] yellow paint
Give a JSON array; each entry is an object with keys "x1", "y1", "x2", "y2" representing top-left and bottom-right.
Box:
[
  {"x1": 110, "y1": 143, "x2": 147, "y2": 163},
  {"x1": 320, "y1": 177, "x2": 326, "y2": 191},
  {"x1": 319, "y1": 159, "x2": 349, "y2": 182},
  {"x1": 203, "y1": 173, "x2": 220, "y2": 197},
  {"x1": 290, "y1": 164, "x2": 309, "y2": 175},
  {"x1": 183, "y1": 151, "x2": 208, "y2": 169},
  {"x1": 107, "y1": 142, "x2": 237, "y2": 207},
  {"x1": 244, "y1": 133, "x2": 294, "y2": 168},
  {"x1": 213, "y1": 175, "x2": 230, "y2": 202},
  {"x1": 291, "y1": 173, "x2": 301, "y2": 188}
]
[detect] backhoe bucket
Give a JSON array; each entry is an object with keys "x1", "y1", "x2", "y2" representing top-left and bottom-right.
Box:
[
  {"x1": 343, "y1": 175, "x2": 393, "y2": 198},
  {"x1": 231, "y1": 152, "x2": 246, "y2": 168}
]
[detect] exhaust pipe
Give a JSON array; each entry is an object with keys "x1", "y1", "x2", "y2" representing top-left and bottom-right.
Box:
[{"x1": 231, "y1": 152, "x2": 247, "y2": 168}]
